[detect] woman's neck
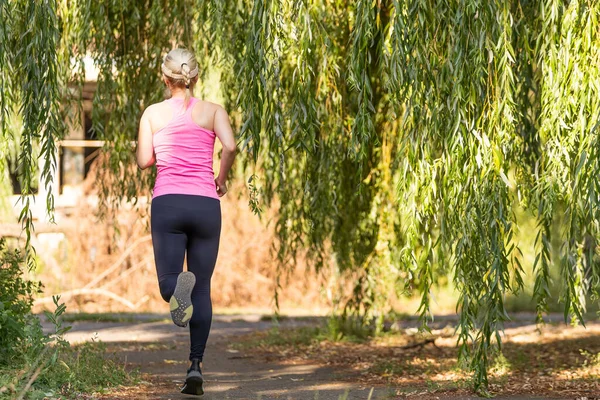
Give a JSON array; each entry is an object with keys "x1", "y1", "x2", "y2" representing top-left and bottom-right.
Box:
[{"x1": 170, "y1": 89, "x2": 187, "y2": 99}]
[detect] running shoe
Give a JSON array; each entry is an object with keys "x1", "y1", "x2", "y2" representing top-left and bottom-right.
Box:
[
  {"x1": 169, "y1": 271, "x2": 195, "y2": 327},
  {"x1": 181, "y1": 358, "x2": 204, "y2": 395}
]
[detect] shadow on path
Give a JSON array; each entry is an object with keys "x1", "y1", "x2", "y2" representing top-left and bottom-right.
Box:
[
  {"x1": 46, "y1": 314, "x2": 396, "y2": 399},
  {"x1": 41, "y1": 314, "x2": 574, "y2": 399}
]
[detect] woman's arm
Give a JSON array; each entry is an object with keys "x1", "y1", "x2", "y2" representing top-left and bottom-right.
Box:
[
  {"x1": 136, "y1": 108, "x2": 155, "y2": 169},
  {"x1": 213, "y1": 107, "x2": 236, "y2": 196}
]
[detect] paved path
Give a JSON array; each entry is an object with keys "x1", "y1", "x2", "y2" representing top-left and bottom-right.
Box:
[{"x1": 44, "y1": 314, "x2": 571, "y2": 400}]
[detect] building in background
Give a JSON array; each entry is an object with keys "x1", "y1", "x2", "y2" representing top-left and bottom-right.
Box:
[{"x1": 6, "y1": 57, "x2": 104, "y2": 223}]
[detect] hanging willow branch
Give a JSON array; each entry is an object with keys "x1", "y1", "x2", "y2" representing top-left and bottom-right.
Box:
[{"x1": 1, "y1": 0, "x2": 65, "y2": 270}]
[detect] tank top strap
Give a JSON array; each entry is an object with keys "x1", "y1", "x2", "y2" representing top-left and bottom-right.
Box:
[
  {"x1": 166, "y1": 97, "x2": 198, "y2": 117},
  {"x1": 167, "y1": 98, "x2": 181, "y2": 113}
]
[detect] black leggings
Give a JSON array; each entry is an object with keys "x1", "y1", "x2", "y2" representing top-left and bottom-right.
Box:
[{"x1": 151, "y1": 194, "x2": 221, "y2": 361}]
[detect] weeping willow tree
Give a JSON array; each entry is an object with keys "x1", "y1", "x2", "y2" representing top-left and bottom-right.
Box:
[{"x1": 1, "y1": 0, "x2": 599, "y2": 391}]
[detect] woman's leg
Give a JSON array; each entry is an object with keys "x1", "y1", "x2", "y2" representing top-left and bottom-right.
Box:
[
  {"x1": 186, "y1": 197, "x2": 221, "y2": 362},
  {"x1": 151, "y1": 195, "x2": 188, "y2": 302}
]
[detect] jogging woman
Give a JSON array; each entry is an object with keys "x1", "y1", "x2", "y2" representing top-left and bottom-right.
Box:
[{"x1": 136, "y1": 48, "x2": 236, "y2": 396}]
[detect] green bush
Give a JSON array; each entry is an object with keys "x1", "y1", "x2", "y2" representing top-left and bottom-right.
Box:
[
  {"x1": 0, "y1": 239, "x2": 46, "y2": 365},
  {"x1": 0, "y1": 240, "x2": 136, "y2": 399}
]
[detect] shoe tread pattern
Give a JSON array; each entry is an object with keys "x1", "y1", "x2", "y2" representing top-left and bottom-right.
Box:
[{"x1": 170, "y1": 271, "x2": 196, "y2": 327}]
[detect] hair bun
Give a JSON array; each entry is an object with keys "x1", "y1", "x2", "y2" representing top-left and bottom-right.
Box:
[{"x1": 181, "y1": 63, "x2": 190, "y2": 74}]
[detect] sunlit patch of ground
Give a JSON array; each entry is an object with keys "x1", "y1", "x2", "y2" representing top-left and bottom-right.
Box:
[{"x1": 232, "y1": 321, "x2": 600, "y2": 397}]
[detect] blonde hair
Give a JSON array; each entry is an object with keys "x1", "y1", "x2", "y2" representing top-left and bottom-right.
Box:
[{"x1": 161, "y1": 48, "x2": 199, "y2": 109}]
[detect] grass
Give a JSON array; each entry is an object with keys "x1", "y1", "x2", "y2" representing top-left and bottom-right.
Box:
[
  {"x1": 0, "y1": 340, "x2": 138, "y2": 399},
  {"x1": 60, "y1": 312, "x2": 167, "y2": 324},
  {"x1": 233, "y1": 315, "x2": 380, "y2": 352},
  {"x1": 258, "y1": 314, "x2": 323, "y2": 322},
  {"x1": 233, "y1": 325, "x2": 324, "y2": 350}
]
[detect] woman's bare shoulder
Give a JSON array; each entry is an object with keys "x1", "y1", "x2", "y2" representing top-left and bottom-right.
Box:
[
  {"x1": 143, "y1": 100, "x2": 169, "y2": 115},
  {"x1": 191, "y1": 99, "x2": 226, "y2": 131},
  {"x1": 193, "y1": 99, "x2": 225, "y2": 113},
  {"x1": 142, "y1": 101, "x2": 171, "y2": 133}
]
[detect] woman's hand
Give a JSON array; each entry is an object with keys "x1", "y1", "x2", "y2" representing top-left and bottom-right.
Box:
[{"x1": 215, "y1": 177, "x2": 228, "y2": 197}]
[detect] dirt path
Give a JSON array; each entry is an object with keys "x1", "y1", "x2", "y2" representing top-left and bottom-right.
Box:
[
  {"x1": 46, "y1": 314, "x2": 567, "y2": 400},
  {"x1": 51, "y1": 315, "x2": 393, "y2": 399}
]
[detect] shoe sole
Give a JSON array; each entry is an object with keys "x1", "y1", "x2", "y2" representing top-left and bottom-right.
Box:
[
  {"x1": 170, "y1": 271, "x2": 195, "y2": 327},
  {"x1": 181, "y1": 374, "x2": 204, "y2": 395}
]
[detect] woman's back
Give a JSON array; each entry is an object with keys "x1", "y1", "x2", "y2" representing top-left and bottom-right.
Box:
[{"x1": 148, "y1": 97, "x2": 221, "y2": 200}]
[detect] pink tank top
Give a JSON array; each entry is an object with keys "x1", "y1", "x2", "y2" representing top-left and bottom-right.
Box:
[{"x1": 152, "y1": 97, "x2": 219, "y2": 200}]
